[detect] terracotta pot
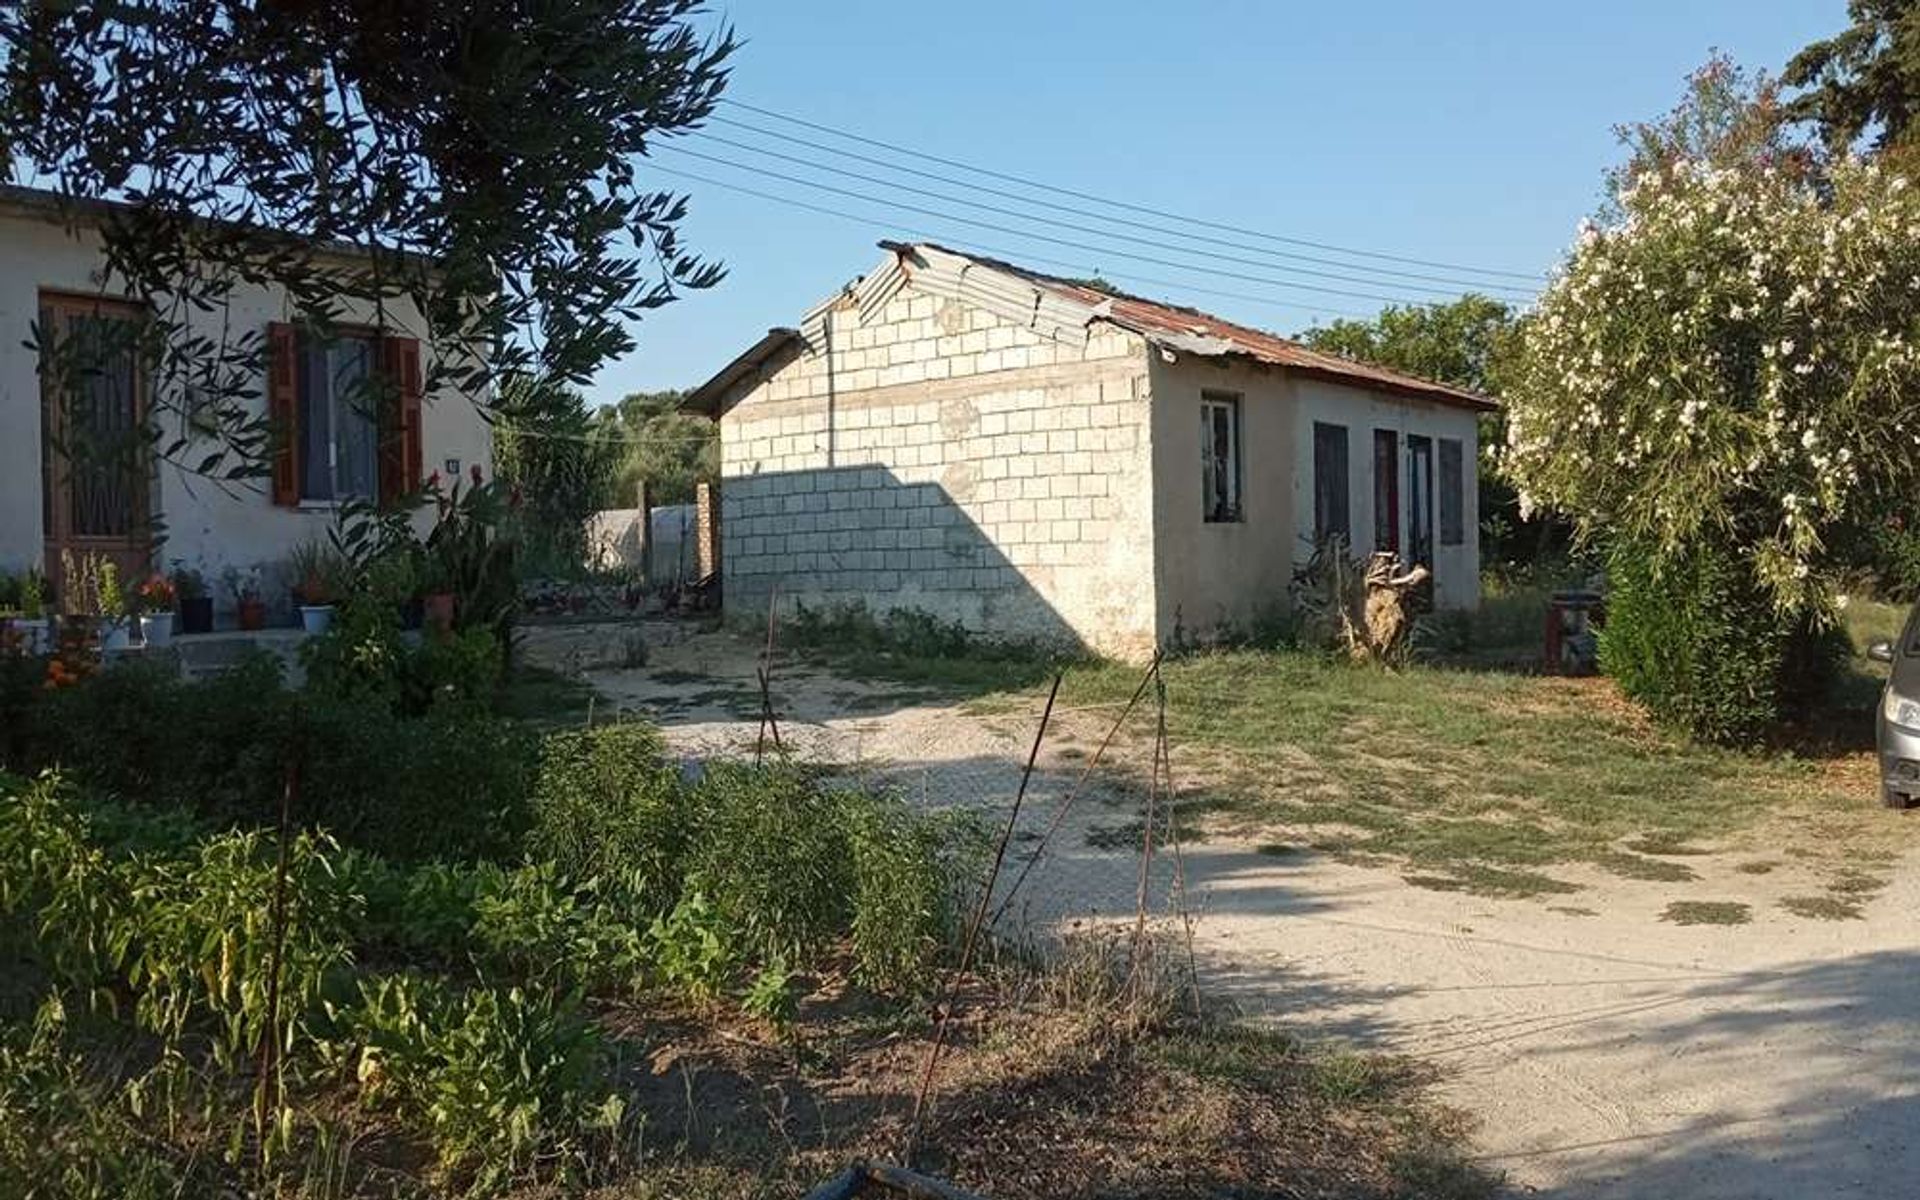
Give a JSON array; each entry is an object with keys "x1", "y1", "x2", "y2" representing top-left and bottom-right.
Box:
[
  {"x1": 238, "y1": 598, "x2": 267, "y2": 631},
  {"x1": 423, "y1": 592, "x2": 456, "y2": 632}
]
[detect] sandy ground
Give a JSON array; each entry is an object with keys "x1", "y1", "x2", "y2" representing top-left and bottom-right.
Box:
[{"x1": 524, "y1": 621, "x2": 1920, "y2": 1200}]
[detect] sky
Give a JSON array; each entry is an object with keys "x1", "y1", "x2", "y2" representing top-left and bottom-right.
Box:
[{"x1": 599, "y1": 0, "x2": 1848, "y2": 405}]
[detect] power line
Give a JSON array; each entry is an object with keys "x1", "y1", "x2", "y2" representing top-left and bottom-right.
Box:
[
  {"x1": 644, "y1": 161, "x2": 1381, "y2": 322},
  {"x1": 650, "y1": 146, "x2": 1454, "y2": 309},
  {"x1": 700, "y1": 117, "x2": 1537, "y2": 299},
  {"x1": 720, "y1": 98, "x2": 1545, "y2": 285}
]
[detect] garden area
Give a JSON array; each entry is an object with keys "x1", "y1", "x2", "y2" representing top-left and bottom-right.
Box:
[{"x1": 0, "y1": 502, "x2": 1492, "y2": 1199}]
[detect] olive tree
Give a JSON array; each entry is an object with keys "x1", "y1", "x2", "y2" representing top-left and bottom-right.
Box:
[{"x1": 0, "y1": 1, "x2": 733, "y2": 486}]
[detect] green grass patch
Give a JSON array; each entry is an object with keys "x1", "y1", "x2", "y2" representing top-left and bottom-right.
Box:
[
  {"x1": 1402, "y1": 865, "x2": 1581, "y2": 899},
  {"x1": 1660, "y1": 900, "x2": 1753, "y2": 926},
  {"x1": 496, "y1": 662, "x2": 600, "y2": 725},
  {"x1": 979, "y1": 647, "x2": 1868, "y2": 898},
  {"x1": 1780, "y1": 895, "x2": 1865, "y2": 921},
  {"x1": 1594, "y1": 852, "x2": 1699, "y2": 883}
]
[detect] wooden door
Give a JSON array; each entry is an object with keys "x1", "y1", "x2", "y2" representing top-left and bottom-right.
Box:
[{"x1": 39, "y1": 293, "x2": 153, "y2": 597}]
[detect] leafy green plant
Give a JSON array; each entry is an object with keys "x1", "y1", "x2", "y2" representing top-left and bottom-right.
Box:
[
  {"x1": 1603, "y1": 539, "x2": 1845, "y2": 743},
  {"x1": 646, "y1": 891, "x2": 734, "y2": 997},
  {"x1": 340, "y1": 973, "x2": 615, "y2": 1186},
  {"x1": 741, "y1": 961, "x2": 796, "y2": 1031},
  {"x1": 526, "y1": 722, "x2": 683, "y2": 905}
]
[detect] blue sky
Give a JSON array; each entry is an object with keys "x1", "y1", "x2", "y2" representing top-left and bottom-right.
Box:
[{"x1": 601, "y1": 0, "x2": 1846, "y2": 404}]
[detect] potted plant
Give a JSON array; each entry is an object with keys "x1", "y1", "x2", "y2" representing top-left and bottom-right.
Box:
[
  {"x1": 96, "y1": 558, "x2": 131, "y2": 652},
  {"x1": 172, "y1": 560, "x2": 213, "y2": 634},
  {"x1": 135, "y1": 572, "x2": 177, "y2": 648},
  {"x1": 289, "y1": 540, "x2": 339, "y2": 635},
  {"x1": 226, "y1": 566, "x2": 267, "y2": 631}
]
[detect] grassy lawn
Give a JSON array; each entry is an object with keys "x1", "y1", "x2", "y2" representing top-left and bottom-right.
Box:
[{"x1": 971, "y1": 595, "x2": 1906, "y2": 900}]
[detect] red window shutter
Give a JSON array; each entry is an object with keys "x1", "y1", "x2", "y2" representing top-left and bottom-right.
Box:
[
  {"x1": 377, "y1": 336, "x2": 424, "y2": 505},
  {"x1": 267, "y1": 322, "x2": 299, "y2": 506}
]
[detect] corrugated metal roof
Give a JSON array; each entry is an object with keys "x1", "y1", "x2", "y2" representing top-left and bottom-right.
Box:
[
  {"x1": 884, "y1": 241, "x2": 1497, "y2": 412},
  {"x1": 685, "y1": 242, "x2": 1499, "y2": 417}
]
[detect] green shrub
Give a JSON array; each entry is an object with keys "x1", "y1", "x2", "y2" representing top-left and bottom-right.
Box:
[
  {"x1": 1603, "y1": 540, "x2": 1846, "y2": 744},
  {"x1": 341, "y1": 973, "x2": 615, "y2": 1185},
  {"x1": 8, "y1": 658, "x2": 540, "y2": 864},
  {"x1": 467, "y1": 862, "x2": 649, "y2": 994},
  {"x1": 526, "y1": 722, "x2": 683, "y2": 904},
  {"x1": 301, "y1": 593, "x2": 503, "y2": 718}
]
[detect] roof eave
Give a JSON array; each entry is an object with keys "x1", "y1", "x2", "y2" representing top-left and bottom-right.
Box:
[{"x1": 683, "y1": 327, "x2": 803, "y2": 417}]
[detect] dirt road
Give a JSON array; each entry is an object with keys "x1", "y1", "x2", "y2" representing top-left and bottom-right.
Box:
[{"x1": 526, "y1": 622, "x2": 1920, "y2": 1199}]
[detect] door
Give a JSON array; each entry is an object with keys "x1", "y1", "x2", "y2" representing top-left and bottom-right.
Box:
[
  {"x1": 1407, "y1": 434, "x2": 1434, "y2": 569},
  {"x1": 1372, "y1": 429, "x2": 1399, "y2": 555},
  {"x1": 40, "y1": 293, "x2": 153, "y2": 594}
]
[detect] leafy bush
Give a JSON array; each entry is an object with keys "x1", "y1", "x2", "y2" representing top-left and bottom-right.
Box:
[
  {"x1": 301, "y1": 592, "x2": 503, "y2": 718},
  {"x1": 7, "y1": 656, "x2": 539, "y2": 863},
  {"x1": 339, "y1": 973, "x2": 617, "y2": 1186},
  {"x1": 1602, "y1": 540, "x2": 1846, "y2": 744},
  {"x1": 526, "y1": 722, "x2": 683, "y2": 903}
]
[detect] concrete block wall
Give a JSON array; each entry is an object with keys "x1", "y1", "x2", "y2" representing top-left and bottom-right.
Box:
[{"x1": 716, "y1": 286, "x2": 1158, "y2": 658}]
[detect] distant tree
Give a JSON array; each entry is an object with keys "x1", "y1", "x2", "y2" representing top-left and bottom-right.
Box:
[
  {"x1": 0, "y1": 2, "x2": 734, "y2": 486},
  {"x1": 1298, "y1": 296, "x2": 1565, "y2": 570},
  {"x1": 492, "y1": 376, "x2": 621, "y2": 574},
  {"x1": 1300, "y1": 294, "x2": 1516, "y2": 396},
  {"x1": 1784, "y1": 1, "x2": 1920, "y2": 165},
  {"x1": 601, "y1": 389, "x2": 717, "y2": 507}
]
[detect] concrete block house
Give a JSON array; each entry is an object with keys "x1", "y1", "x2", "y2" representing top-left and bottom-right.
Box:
[
  {"x1": 687, "y1": 242, "x2": 1493, "y2": 660},
  {"x1": 0, "y1": 186, "x2": 492, "y2": 618}
]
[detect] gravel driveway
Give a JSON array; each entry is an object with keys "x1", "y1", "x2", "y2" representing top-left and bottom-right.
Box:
[{"x1": 524, "y1": 621, "x2": 1920, "y2": 1199}]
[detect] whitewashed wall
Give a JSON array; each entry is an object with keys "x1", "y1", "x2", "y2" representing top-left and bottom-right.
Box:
[
  {"x1": 1147, "y1": 354, "x2": 1299, "y2": 641},
  {"x1": 716, "y1": 286, "x2": 1158, "y2": 658},
  {"x1": 1287, "y1": 376, "x2": 1481, "y2": 610},
  {"x1": 0, "y1": 208, "x2": 492, "y2": 613}
]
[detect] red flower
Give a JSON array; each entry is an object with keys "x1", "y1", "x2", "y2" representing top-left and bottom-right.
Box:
[{"x1": 469, "y1": 463, "x2": 484, "y2": 486}]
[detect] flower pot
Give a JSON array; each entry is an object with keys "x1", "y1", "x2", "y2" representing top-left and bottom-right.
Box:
[
  {"x1": 238, "y1": 598, "x2": 267, "y2": 631},
  {"x1": 3, "y1": 616, "x2": 49, "y2": 656},
  {"x1": 140, "y1": 612, "x2": 175, "y2": 649},
  {"x1": 423, "y1": 592, "x2": 456, "y2": 633},
  {"x1": 99, "y1": 617, "x2": 133, "y2": 652},
  {"x1": 299, "y1": 605, "x2": 336, "y2": 636},
  {"x1": 178, "y1": 596, "x2": 214, "y2": 635}
]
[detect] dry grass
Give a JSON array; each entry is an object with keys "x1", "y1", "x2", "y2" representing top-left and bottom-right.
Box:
[{"x1": 568, "y1": 936, "x2": 1495, "y2": 1200}]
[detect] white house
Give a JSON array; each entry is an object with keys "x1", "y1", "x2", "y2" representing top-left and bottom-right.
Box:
[
  {"x1": 687, "y1": 242, "x2": 1494, "y2": 660},
  {"x1": 0, "y1": 186, "x2": 492, "y2": 615}
]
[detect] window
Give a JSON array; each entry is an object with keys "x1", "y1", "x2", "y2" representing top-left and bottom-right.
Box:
[
  {"x1": 298, "y1": 333, "x2": 379, "y2": 502},
  {"x1": 1439, "y1": 438, "x2": 1465, "y2": 546},
  {"x1": 1201, "y1": 393, "x2": 1242, "y2": 523},
  {"x1": 268, "y1": 323, "x2": 423, "y2": 509},
  {"x1": 1407, "y1": 434, "x2": 1434, "y2": 568},
  {"x1": 1312, "y1": 421, "x2": 1349, "y2": 542},
  {"x1": 1372, "y1": 429, "x2": 1399, "y2": 553}
]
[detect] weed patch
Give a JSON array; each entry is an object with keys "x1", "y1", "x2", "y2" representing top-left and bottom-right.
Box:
[
  {"x1": 1780, "y1": 895, "x2": 1864, "y2": 920},
  {"x1": 1660, "y1": 900, "x2": 1753, "y2": 926}
]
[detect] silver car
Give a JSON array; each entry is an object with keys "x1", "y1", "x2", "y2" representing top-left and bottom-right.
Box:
[{"x1": 1868, "y1": 610, "x2": 1920, "y2": 808}]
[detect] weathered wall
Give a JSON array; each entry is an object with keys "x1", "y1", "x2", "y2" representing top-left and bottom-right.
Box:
[
  {"x1": 716, "y1": 286, "x2": 1157, "y2": 658},
  {"x1": 1147, "y1": 354, "x2": 1300, "y2": 642},
  {"x1": 1288, "y1": 376, "x2": 1481, "y2": 610},
  {"x1": 1146, "y1": 356, "x2": 1482, "y2": 642},
  {"x1": 0, "y1": 209, "x2": 491, "y2": 611}
]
